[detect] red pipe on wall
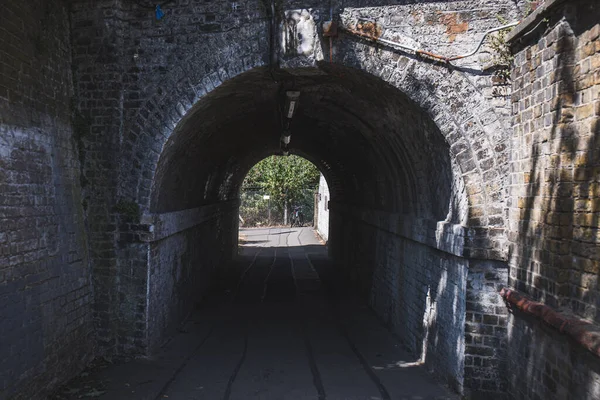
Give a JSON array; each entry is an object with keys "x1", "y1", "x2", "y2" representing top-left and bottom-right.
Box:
[{"x1": 500, "y1": 288, "x2": 600, "y2": 358}]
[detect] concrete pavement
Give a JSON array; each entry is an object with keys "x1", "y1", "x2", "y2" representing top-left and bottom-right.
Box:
[{"x1": 51, "y1": 227, "x2": 457, "y2": 400}]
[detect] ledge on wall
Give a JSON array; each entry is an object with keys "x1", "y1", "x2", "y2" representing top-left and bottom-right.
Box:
[
  {"x1": 139, "y1": 200, "x2": 240, "y2": 242},
  {"x1": 506, "y1": 0, "x2": 567, "y2": 43},
  {"x1": 330, "y1": 202, "x2": 466, "y2": 258}
]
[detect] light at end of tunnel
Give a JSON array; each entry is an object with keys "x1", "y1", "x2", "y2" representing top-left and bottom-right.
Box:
[{"x1": 285, "y1": 91, "x2": 300, "y2": 119}]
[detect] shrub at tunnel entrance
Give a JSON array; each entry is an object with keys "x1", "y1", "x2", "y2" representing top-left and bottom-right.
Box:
[{"x1": 241, "y1": 155, "x2": 320, "y2": 226}]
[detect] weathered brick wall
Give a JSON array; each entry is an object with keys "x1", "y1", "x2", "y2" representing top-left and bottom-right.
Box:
[
  {"x1": 70, "y1": 0, "x2": 267, "y2": 355},
  {"x1": 331, "y1": 206, "x2": 511, "y2": 397},
  {"x1": 0, "y1": 0, "x2": 535, "y2": 397},
  {"x1": 65, "y1": 0, "x2": 522, "y2": 362},
  {"x1": 147, "y1": 208, "x2": 237, "y2": 352},
  {"x1": 331, "y1": 0, "x2": 520, "y2": 260},
  {"x1": 70, "y1": 0, "x2": 128, "y2": 354},
  {"x1": 507, "y1": 309, "x2": 600, "y2": 399},
  {"x1": 507, "y1": 0, "x2": 600, "y2": 398},
  {"x1": 369, "y1": 231, "x2": 469, "y2": 393},
  {"x1": 0, "y1": 1, "x2": 95, "y2": 398},
  {"x1": 464, "y1": 260, "x2": 509, "y2": 398},
  {"x1": 509, "y1": 0, "x2": 600, "y2": 323}
]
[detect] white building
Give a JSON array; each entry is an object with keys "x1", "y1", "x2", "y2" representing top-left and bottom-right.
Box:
[{"x1": 315, "y1": 174, "x2": 330, "y2": 242}]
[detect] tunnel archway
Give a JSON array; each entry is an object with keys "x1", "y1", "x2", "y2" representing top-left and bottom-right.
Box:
[
  {"x1": 151, "y1": 65, "x2": 465, "y2": 221},
  {"x1": 143, "y1": 65, "x2": 472, "y2": 388}
]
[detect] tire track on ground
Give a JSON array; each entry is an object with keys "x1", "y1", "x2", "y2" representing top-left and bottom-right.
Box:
[{"x1": 290, "y1": 233, "x2": 327, "y2": 400}]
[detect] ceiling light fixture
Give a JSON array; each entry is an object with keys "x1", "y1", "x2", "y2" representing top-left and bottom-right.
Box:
[
  {"x1": 284, "y1": 91, "x2": 300, "y2": 119},
  {"x1": 281, "y1": 128, "x2": 291, "y2": 145}
]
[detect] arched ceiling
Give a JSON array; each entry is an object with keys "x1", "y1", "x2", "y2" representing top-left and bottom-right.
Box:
[{"x1": 152, "y1": 65, "x2": 464, "y2": 224}]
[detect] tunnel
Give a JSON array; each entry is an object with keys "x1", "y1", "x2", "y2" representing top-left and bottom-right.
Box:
[
  {"x1": 136, "y1": 63, "x2": 471, "y2": 395},
  {"x1": 152, "y1": 65, "x2": 465, "y2": 220},
  {"x1": 7, "y1": 0, "x2": 600, "y2": 397}
]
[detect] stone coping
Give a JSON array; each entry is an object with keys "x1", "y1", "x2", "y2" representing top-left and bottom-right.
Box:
[
  {"x1": 507, "y1": 0, "x2": 567, "y2": 43},
  {"x1": 141, "y1": 200, "x2": 240, "y2": 242},
  {"x1": 500, "y1": 288, "x2": 600, "y2": 358},
  {"x1": 330, "y1": 202, "x2": 466, "y2": 257}
]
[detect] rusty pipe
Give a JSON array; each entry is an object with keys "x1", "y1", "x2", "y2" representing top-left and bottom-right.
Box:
[
  {"x1": 340, "y1": 26, "x2": 421, "y2": 54},
  {"x1": 500, "y1": 288, "x2": 600, "y2": 359},
  {"x1": 416, "y1": 49, "x2": 450, "y2": 62}
]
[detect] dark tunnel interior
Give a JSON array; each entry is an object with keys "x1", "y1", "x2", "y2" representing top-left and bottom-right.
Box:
[
  {"x1": 7, "y1": 0, "x2": 600, "y2": 398},
  {"x1": 151, "y1": 64, "x2": 467, "y2": 225},
  {"x1": 140, "y1": 65, "x2": 471, "y2": 393}
]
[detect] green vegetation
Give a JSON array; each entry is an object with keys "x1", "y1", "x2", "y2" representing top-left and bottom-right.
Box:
[
  {"x1": 489, "y1": 16, "x2": 515, "y2": 84},
  {"x1": 241, "y1": 155, "x2": 320, "y2": 226}
]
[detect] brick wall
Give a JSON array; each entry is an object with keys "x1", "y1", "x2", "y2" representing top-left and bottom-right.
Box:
[
  {"x1": 65, "y1": 0, "x2": 522, "y2": 363},
  {"x1": 509, "y1": 0, "x2": 600, "y2": 322},
  {"x1": 147, "y1": 207, "x2": 238, "y2": 352},
  {"x1": 507, "y1": 0, "x2": 600, "y2": 398},
  {"x1": 369, "y1": 231, "x2": 469, "y2": 393},
  {"x1": 70, "y1": 0, "x2": 127, "y2": 354},
  {"x1": 464, "y1": 260, "x2": 509, "y2": 398},
  {"x1": 507, "y1": 309, "x2": 600, "y2": 399},
  {"x1": 331, "y1": 207, "x2": 511, "y2": 397},
  {"x1": 69, "y1": 0, "x2": 267, "y2": 355},
  {"x1": 327, "y1": 0, "x2": 521, "y2": 260},
  {"x1": 0, "y1": 1, "x2": 95, "y2": 398},
  {"x1": 0, "y1": 0, "x2": 537, "y2": 397}
]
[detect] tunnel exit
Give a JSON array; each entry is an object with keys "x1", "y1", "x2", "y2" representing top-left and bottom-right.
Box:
[{"x1": 134, "y1": 64, "x2": 473, "y2": 396}]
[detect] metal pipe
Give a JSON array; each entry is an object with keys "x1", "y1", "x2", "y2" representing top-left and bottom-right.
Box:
[
  {"x1": 447, "y1": 21, "x2": 519, "y2": 61},
  {"x1": 340, "y1": 26, "x2": 420, "y2": 53},
  {"x1": 340, "y1": 21, "x2": 519, "y2": 63}
]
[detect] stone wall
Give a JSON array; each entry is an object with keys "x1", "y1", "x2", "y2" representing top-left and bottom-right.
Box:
[
  {"x1": 0, "y1": 0, "x2": 554, "y2": 398},
  {"x1": 464, "y1": 260, "x2": 509, "y2": 398},
  {"x1": 329, "y1": 202, "x2": 510, "y2": 396},
  {"x1": 0, "y1": 1, "x2": 95, "y2": 398},
  {"x1": 146, "y1": 204, "x2": 238, "y2": 352},
  {"x1": 69, "y1": 0, "x2": 267, "y2": 355},
  {"x1": 507, "y1": 0, "x2": 600, "y2": 398},
  {"x1": 369, "y1": 231, "x2": 469, "y2": 394}
]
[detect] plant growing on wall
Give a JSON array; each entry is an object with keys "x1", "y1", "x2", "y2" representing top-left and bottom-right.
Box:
[{"x1": 488, "y1": 16, "x2": 515, "y2": 85}]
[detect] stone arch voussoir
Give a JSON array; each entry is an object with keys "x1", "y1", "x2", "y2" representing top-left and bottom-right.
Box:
[
  {"x1": 119, "y1": 51, "x2": 266, "y2": 213},
  {"x1": 122, "y1": 39, "x2": 510, "y2": 259},
  {"x1": 335, "y1": 45, "x2": 510, "y2": 259}
]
